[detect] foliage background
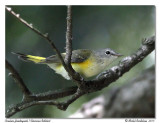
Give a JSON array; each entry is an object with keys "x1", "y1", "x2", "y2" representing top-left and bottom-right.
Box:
[{"x1": 6, "y1": 6, "x2": 155, "y2": 118}]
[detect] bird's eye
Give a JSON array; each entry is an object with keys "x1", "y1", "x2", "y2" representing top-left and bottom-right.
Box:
[{"x1": 105, "y1": 51, "x2": 110, "y2": 55}]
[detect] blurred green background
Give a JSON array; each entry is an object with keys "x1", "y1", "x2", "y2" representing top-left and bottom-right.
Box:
[{"x1": 5, "y1": 6, "x2": 155, "y2": 118}]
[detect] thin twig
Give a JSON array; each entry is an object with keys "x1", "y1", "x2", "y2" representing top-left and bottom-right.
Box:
[
  {"x1": 59, "y1": 88, "x2": 84, "y2": 110},
  {"x1": 6, "y1": 100, "x2": 59, "y2": 118},
  {"x1": 65, "y1": 5, "x2": 73, "y2": 66},
  {"x1": 65, "y1": 6, "x2": 83, "y2": 85},
  {"x1": 6, "y1": 60, "x2": 31, "y2": 97}
]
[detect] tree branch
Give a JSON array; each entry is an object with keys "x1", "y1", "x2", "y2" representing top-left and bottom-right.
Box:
[
  {"x1": 65, "y1": 5, "x2": 73, "y2": 67},
  {"x1": 29, "y1": 86, "x2": 78, "y2": 101},
  {"x1": 65, "y1": 6, "x2": 83, "y2": 86},
  {"x1": 5, "y1": 85, "x2": 78, "y2": 118},
  {"x1": 6, "y1": 87, "x2": 82, "y2": 118},
  {"x1": 6, "y1": 87, "x2": 83, "y2": 117},
  {"x1": 6, "y1": 60, "x2": 31, "y2": 97}
]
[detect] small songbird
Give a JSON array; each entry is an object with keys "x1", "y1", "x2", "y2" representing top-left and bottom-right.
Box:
[{"x1": 12, "y1": 48, "x2": 122, "y2": 80}]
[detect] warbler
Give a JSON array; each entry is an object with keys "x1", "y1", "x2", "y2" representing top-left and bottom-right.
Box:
[{"x1": 12, "y1": 48, "x2": 122, "y2": 80}]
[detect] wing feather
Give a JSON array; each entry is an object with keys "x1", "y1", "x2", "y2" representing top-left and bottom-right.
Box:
[{"x1": 45, "y1": 49, "x2": 92, "y2": 63}]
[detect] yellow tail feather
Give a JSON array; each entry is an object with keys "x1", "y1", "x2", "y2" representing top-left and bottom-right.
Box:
[
  {"x1": 26, "y1": 55, "x2": 46, "y2": 63},
  {"x1": 12, "y1": 52, "x2": 46, "y2": 63}
]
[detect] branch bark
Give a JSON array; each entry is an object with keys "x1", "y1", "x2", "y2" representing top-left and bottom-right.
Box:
[
  {"x1": 65, "y1": 5, "x2": 73, "y2": 67},
  {"x1": 30, "y1": 86, "x2": 77, "y2": 101},
  {"x1": 65, "y1": 6, "x2": 83, "y2": 85}
]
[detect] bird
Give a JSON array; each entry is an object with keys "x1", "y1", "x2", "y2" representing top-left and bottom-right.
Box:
[{"x1": 12, "y1": 48, "x2": 122, "y2": 80}]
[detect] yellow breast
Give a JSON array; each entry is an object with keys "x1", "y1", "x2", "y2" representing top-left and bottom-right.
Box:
[
  {"x1": 71, "y1": 59, "x2": 96, "y2": 78},
  {"x1": 48, "y1": 58, "x2": 104, "y2": 80},
  {"x1": 72, "y1": 59, "x2": 92, "y2": 71}
]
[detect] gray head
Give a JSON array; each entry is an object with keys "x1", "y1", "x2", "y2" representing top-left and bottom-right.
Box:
[{"x1": 93, "y1": 48, "x2": 123, "y2": 65}]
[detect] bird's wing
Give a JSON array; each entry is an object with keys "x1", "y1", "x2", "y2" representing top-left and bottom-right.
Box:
[{"x1": 45, "y1": 49, "x2": 92, "y2": 63}]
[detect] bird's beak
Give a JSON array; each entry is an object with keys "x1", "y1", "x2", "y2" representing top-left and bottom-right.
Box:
[{"x1": 114, "y1": 53, "x2": 123, "y2": 57}]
